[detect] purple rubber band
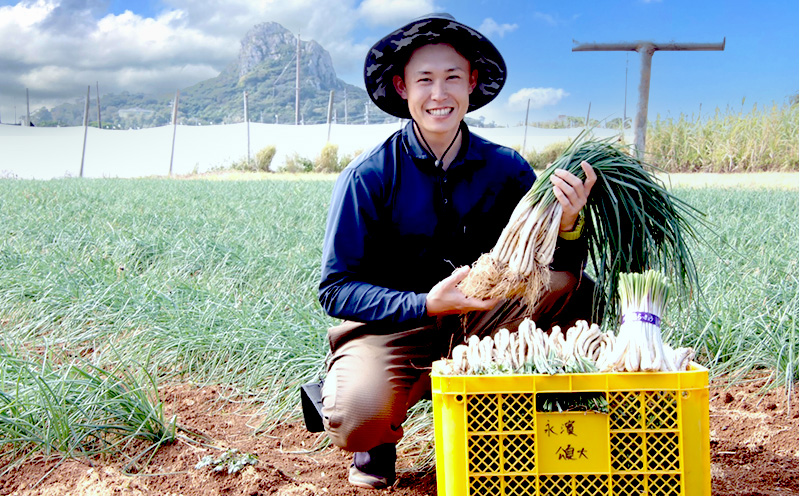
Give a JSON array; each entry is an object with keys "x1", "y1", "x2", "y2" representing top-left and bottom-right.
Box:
[{"x1": 621, "y1": 312, "x2": 661, "y2": 327}]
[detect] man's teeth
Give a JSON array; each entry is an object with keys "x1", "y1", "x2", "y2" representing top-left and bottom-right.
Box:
[{"x1": 427, "y1": 108, "x2": 452, "y2": 116}]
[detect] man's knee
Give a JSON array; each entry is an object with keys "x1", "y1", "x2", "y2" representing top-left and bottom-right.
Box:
[{"x1": 321, "y1": 363, "x2": 404, "y2": 452}]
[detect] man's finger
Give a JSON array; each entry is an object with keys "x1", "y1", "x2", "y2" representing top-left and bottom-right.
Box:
[
  {"x1": 581, "y1": 161, "x2": 597, "y2": 191},
  {"x1": 553, "y1": 168, "x2": 585, "y2": 189},
  {"x1": 551, "y1": 175, "x2": 579, "y2": 206}
]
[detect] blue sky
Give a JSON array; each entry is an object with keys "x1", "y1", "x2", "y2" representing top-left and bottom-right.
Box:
[{"x1": 0, "y1": 0, "x2": 797, "y2": 126}]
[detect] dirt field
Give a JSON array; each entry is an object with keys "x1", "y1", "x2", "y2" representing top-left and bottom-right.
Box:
[{"x1": 1, "y1": 374, "x2": 797, "y2": 496}]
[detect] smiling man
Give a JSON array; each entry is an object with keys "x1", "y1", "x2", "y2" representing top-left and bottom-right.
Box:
[{"x1": 317, "y1": 13, "x2": 597, "y2": 489}]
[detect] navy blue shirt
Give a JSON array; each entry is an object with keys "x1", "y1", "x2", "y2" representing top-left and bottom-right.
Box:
[{"x1": 319, "y1": 121, "x2": 584, "y2": 326}]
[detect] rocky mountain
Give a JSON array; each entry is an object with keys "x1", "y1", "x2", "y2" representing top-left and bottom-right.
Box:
[{"x1": 35, "y1": 22, "x2": 394, "y2": 128}]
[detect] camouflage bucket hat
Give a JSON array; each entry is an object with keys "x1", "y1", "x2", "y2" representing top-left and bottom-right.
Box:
[{"x1": 364, "y1": 13, "x2": 507, "y2": 119}]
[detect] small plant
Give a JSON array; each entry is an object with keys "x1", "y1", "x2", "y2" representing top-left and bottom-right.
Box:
[
  {"x1": 255, "y1": 145, "x2": 277, "y2": 172},
  {"x1": 282, "y1": 152, "x2": 314, "y2": 173},
  {"x1": 525, "y1": 140, "x2": 571, "y2": 170},
  {"x1": 314, "y1": 143, "x2": 340, "y2": 173},
  {"x1": 338, "y1": 148, "x2": 363, "y2": 171},
  {"x1": 196, "y1": 448, "x2": 258, "y2": 474}
]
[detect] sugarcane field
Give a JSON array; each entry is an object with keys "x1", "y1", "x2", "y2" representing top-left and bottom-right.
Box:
[{"x1": 1, "y1": 2, "x2": 799, "y2": 495}]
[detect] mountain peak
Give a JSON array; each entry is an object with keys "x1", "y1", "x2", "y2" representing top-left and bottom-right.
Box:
[{"x1": 237, "y1": 22, "x2": 338, "y2": 91}]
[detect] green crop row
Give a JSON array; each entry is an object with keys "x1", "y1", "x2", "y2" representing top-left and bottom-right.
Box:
[{"x1": 0, "y1": 176, "x2": 795, "y2": 472}]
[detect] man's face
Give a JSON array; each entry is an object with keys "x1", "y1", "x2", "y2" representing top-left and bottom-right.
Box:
[{"x1": 392, "y1": 43, "x2": 477, "y2": 139}]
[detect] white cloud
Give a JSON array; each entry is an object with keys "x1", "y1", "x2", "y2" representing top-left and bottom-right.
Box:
[
  {"x1": 0, "y1": 0, "x2": 384, "y2": 117},
  {"x1": 357, "y1": 0, "x2": 437, "y2": 26},
  {"x1": 508, "y1": 87, "x2": 569, "y2": 108},
  {"x1": 478, "y1": 18, "x2": 518, "y2": 38},
  {"x1": 532, "y1": 11, "x2": 557, "y2": 26}
]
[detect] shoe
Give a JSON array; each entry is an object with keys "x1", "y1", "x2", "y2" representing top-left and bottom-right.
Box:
[
  {"x1": 348, "y1": 443, "x2": 396, "y2": 489},
  {"x1": 348, "y1": 464, "x2": 394, "y2": 489}
]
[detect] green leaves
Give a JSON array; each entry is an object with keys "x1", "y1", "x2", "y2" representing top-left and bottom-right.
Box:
[
  {"x1": 526, "y1": 132, "x2": 703, "y2": 324},
  {"x1": 196, "y1": 448, "x2": 258, "y2": 474}
]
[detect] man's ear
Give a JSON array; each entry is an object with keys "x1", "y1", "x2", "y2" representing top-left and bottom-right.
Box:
[
  {"x1": 392, "y1": 75, "x2": 408, "y2": 99},
  {"x1": 468, "y1": 69, "x2": 478, "y2": 94}
]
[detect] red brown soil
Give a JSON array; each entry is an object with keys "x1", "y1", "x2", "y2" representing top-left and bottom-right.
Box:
[{"x1": 1, "y1": 375, "x2": 796, "y2": 496}]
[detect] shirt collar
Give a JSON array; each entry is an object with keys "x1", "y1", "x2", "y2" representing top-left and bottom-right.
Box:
[{"x1": 402, "y1": 120, "x2": 474, "y2": 171}]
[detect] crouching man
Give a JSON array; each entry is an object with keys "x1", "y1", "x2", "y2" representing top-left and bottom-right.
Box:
[{"x1": 317, "y1": 13, "x2": 596, "y2": 489}]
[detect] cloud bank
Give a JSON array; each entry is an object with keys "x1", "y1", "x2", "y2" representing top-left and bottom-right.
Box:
[
  {"x1": 0, "y1": 0, "x2": 438, "y2": 118},
  {"x1": 508, "y1": 87, "x2": 570, "y2": 108}
]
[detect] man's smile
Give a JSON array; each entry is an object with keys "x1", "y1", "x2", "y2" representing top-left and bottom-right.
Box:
[{"x1": 427, "y1": 107, "x2": 454, "y2": 117}]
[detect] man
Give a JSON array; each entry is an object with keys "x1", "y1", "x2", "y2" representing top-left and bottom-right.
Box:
[{"x1": 318, "y1": 13, "x2": 597, "y2": 489}]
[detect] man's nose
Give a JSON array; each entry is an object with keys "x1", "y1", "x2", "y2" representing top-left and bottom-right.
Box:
[{"x1": 431, "y1": 79, "x2": 447, "y2": 100}]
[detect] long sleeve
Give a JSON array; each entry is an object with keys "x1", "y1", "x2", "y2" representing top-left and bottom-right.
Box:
[{"x1": 318, "y1": 165, "x2": 429, "y2": 325}]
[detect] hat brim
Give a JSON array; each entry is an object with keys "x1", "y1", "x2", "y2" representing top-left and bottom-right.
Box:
[{"x1": 364, "y1": 14, "x2": 507, "y2": 120}]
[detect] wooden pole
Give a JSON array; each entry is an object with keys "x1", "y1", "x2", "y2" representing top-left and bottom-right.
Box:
[
  {"x1": 244, "y1": 90, "x2": 250, "y2": 167},
  {"x1": 80, "y1": 85, "x2": 90, "y2": 177},
  {"x1": 295, "y1": 34, "x2": 301, "y2": 125},
  {"x1": 585, "y1": 101, "x2": 592, "y2": 130},
  {"x1": 326, "y1": 90, "x2": 334, "y2": 142},
  {"x1": 169, "y1": 90, "x2": 180, "y2": 176},
  {"x1": 96, "y1": 81, "x2": 101, "y2": 129},
  {"x1": 634, "y1": 45, "x2": 654, "y2": 156},
  {"x1": 522, "y1": 98, "x2": 530, "y2": 155}
]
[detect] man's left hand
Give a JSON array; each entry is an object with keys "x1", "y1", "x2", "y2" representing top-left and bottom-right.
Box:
[{"x1": 550, "y1": 161, "x2": 596, "y2": 232}]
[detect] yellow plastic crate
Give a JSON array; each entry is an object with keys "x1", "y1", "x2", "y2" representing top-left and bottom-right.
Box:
[{"x1": 431, "y1": 363, "x2": 710, "y2": 496}]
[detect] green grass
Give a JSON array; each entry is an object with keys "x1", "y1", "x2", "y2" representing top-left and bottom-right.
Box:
[{"x1": 0, "y1": 176, "x2": 796, "y2": 471}]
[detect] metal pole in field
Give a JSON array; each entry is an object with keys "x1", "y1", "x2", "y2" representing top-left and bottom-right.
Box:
[
  {"x1": 244, "y1": 90, "x2": 250, "y2": 167},
  {"x1": 25, "y1": 88, "x2": 30, "y2": 127},
  {"x1": 326, "y1": 90, "x2": 334, "y2": 142},
  {"x1": 96, "y1": 81, "x2": 101, "y2": 129},
  {"x1": 572, "y1": 38, "x2": 725, "y2": 158},
  {"x1": 522, "y1": 98, "x2": 530, "y2": 156},
  {"x1": 169, "y1": 89, "x2": 180, "y2": 176},
  {"x1": 80, "y1": 85, "x2": 90, "y2": 177},
  {"x1": 344, "y1": 87, "x2": 348, "y2": 125}
]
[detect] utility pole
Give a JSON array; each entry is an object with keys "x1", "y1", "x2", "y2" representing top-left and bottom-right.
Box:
[
  {"x1": 522, "y1": 98, "x2": 530, "y2": 156},
  {"x1": 25, "y1": 88, "x2": 30, "y2": 127},
  {"x1": 244, "y1": 90, "x2": 250, "y2": 167},
  {"x1": 573, "y1": 38, "x2": 725, "y2": 158},
  {"x1": 80, "y1": 86, "x2": 90, "y2": 177},
  {"x1": 326, "y1": 90, "x2": 334, "y2": 142},
  {"x1": 295, "y1": 34, "x2": 301, "y2": 125},
  {"x1": 96, "y1": 82, "x2": 101, "y2": 129},
  {"x1": 169, "y1": 90, "x2": 180, "y2": 176}
]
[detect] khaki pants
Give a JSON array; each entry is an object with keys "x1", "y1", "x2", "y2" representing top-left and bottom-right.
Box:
[{"x1": 321, "y1": 271, "x2": 596, "y2": 452}]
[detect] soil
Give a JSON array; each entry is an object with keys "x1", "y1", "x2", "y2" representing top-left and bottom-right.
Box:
[{"x1": 1, "y1": 375, "x2": 796, "y2": 496}]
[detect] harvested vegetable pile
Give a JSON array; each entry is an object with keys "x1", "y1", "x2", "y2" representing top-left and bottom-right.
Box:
[
  {"x1": 596, "y1": 269, "x2": 695, "y2": 372},
  {"x1": 439, "y1": 270, "x2": 696, "y2": 376},
  {"x1": 458, "y1": 132, "x2": 702, "y2": 324},
  {"x1": 439, "y1": 319, "x2": 614, "y2": 375}
]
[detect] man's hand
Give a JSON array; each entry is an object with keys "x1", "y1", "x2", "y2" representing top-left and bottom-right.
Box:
[
  {"x1": 550, "y1": 161, "x2": 597, "y2": 232},
  {"x1": 426, "y1": 266, "x2": 498, "y2": 317}
]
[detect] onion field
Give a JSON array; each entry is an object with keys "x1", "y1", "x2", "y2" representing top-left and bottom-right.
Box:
[{"x1": 0, "y1": 175, "x2": 796, "y2": 471}]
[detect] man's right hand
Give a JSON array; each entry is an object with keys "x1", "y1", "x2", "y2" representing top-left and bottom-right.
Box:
[{"x1": 425, "y1": 266, "x2": 498, "y2": 317}]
